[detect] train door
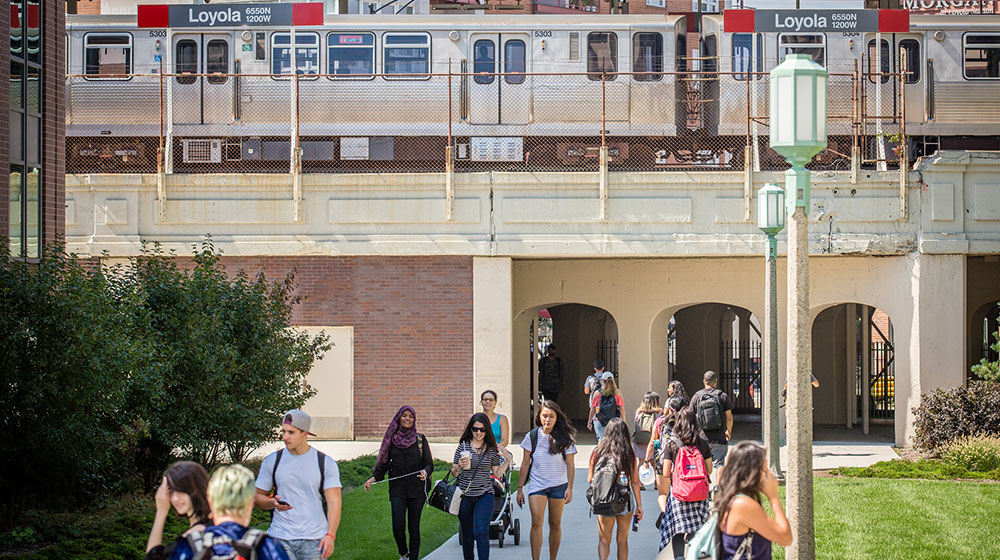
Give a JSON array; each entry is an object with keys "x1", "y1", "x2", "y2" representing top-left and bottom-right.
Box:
[
  {"x1": 896, "y1": 34, "x2": 923, "y2": 123},
  {"x1": 171, "y1": 33, "x2": 234, "y2": 125},
  {"x1": 468, "y1": 33, "x2": 531, "y2": 125}
]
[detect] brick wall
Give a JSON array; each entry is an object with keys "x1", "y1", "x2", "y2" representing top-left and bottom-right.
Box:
[
  {"x1": 160, "y1": 255, "x2": 475, "y2": 439},
  {"x1": 871, "y1": 308, "x2": 892, "y2": 344}
]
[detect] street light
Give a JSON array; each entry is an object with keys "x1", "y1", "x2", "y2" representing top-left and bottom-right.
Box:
[
  {"x1": 769, "y1": 53, "x2": 827, "y2": 560},
  {"x1": 757, "y1": 183, "x2": 784, "y2": 484}
]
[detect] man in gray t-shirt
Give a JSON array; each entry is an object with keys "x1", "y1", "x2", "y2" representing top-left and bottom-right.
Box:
[{"x1": 255, "y1": 410, "x2": 342, "y2": 560}]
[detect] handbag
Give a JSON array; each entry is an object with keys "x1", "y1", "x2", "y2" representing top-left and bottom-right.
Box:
[{"x1": 427, "y1": 445, "x2": 486, "y2": 516}]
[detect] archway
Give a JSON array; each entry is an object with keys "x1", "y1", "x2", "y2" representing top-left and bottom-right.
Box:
[
  {"x1": 662, "y1": 303, "x2": 762, "y2": 415},
  {"x1": 811, "y1": 304, "x2": 895, "y2": 441},
  {"x1": 513, "y1": 303, "x2": 618, "y2": 432}
]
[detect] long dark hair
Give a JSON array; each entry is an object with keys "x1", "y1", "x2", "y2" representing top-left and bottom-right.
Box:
[
  {"x1": 460, "y1": 412, "x2": 498, "y2": 454},
  {"x1": 535, "y1": 400, "x2": 576, "y2": 455},
  {"x1": 668, "y1": 380, "x2": 689, "y2": 406},
  {"x1": 714, "y1": 441, "x2": 766, "y2": 529},
  {"x1": 164, "y1": 461, "x2": 211, "y2": 524},
  {"x1": 592, "y1": 418, "x2": 637, "y2": 485},
  {"x1": 671, "y1": 406, "x2": 700, "y2": 447}
]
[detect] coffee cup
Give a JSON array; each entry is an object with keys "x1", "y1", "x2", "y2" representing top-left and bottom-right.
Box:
[{"x1": 461, "y1": 450, "x2": 472, "y2": 469}]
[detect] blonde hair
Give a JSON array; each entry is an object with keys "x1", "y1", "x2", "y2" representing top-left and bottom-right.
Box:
[
  {"x1": 637, "y1": 391, "x2": 661, "y2": 415},
  {"x1": 601, "y1": 376, "x2": 618, "y2": 397},
  {"x1": 207, "y1": 464, "x2": 256, "y2": 517}
]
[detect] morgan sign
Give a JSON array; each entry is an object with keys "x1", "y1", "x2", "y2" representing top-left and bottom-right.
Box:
[
  {"x1": 724, "y1": 9, "x2": 910, "y2": 34},
  {"x1": 138, "y1": 3, "x2": 324, "y2": 28}
]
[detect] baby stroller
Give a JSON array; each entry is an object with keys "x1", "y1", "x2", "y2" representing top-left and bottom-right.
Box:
[
  {"x1": 489, "y1": 467, "x2": 520, "y2": 547},
  {"x1": 457, "y1": 466, "x2": 521, "y2": 548}
]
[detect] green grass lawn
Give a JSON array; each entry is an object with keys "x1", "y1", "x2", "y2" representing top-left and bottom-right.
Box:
[{"x1": 769, "y1": 477, "x2": 1000, "y2": 560}]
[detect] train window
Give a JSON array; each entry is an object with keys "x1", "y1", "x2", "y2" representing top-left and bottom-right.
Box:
[
  {"x1": 570, "y1": 32, "x2": 580, "y2": 61},
  {"x1": 505, "y1": 40, "x2": 526, "y2": 85},
  {"x1": 328, "y1": 33, "x2": 375, "y2": 78},
  {"x1": 733, "y1": 33, "x2": 763, "y2": 81},
  {"x1": 383, "y1": 33, "x2": 430, "y2": 79},
  {"x1": 964, "y1": 34, "x2": 1000, "y2": 80},
  {"x1": 867, "y1": 39, "x2": 889, "y2": 84},
  {"x1": 900, "y1": 39, "x2": 919, "y2": 83},
  {"x1": 255, "y1": 32, "x2": 266, "y2": 61},
  {"x1": 83, "y1": 33, "x2": 132, "y2": 80},
  {"x1": 206, "y1": 40, "x2": 229, "y2": 84},
  {"x1": 633, "y1": 33, "x2": 663, "y2": 82},
  {"x1": 587, "y1": 32, "x2": 617, "y2": 81},
  {"x1": 700, "y1": 35, "x2": 717, "y2": 72},
  {"x1": 175, "y1": 40, "x2": 198, "y2": 85},
  {"x1": 474, "y1": 39, "x2": 495, "y2": 84},
  {"x1": 676, "y1": 35, "x2": 687, "y2": 73},
  {"x1": 778, "y1": 34, "x2": 825, "y2": 67},
  {"x1": 271, "y1": 32, "x2": 320, "y2": 79}
]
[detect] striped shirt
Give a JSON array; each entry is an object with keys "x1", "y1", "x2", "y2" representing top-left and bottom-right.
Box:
[
  {"x1": 520, "y1": 430, "x2": 577, "y2": 494},
  {"x1": 453, "y1": 442, "x2": 504, "y2": 498}
]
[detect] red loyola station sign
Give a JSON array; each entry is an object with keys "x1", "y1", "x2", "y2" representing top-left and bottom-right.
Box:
[
  {"x1": 137, "y1": 3, "x2": 324, "y2": 28},
  {"x1": 724, "y1": 9, "x2": 910, "y2": 34}
]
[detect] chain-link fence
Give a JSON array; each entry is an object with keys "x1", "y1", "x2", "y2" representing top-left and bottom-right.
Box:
[{"x1": 66, "y1": 64, "x2": 907, "y2": 175}]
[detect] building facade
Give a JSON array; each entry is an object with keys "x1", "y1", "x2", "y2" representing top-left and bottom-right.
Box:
[{"x1": 2, "y1": 0, "x2": 64, "y2": 258}]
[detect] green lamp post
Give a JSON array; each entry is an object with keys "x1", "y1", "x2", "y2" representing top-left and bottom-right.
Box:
[
  {"x1": 769, "y1": 53, "x2": 828, "y2": 560},
  {"x1": 757, "y1": 183, "x2": 785, "y2": 483}
]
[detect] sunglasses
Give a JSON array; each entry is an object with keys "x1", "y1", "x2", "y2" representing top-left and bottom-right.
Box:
[{"x1": 471, "y1": 426, "x2": 487, "y2": 433}]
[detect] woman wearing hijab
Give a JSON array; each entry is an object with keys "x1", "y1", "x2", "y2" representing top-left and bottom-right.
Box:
[{"x1": 364, "y1": 406, "x2": 435, "y2": 560}]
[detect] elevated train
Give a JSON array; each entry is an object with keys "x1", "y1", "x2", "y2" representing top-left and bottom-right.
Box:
[{"x1": 65, "y1": 12, "x2": 1000, "y2": 172}]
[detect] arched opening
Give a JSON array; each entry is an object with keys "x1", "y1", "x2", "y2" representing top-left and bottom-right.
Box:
[
  {"x1": 664, "y1": 303, "x2": 762, "y2": 416},
  {"x1": 810, "y1": 304, "x2": 895, "y2": 441},
  {"x1": 969, "y1": 300, "x2": 1000, "y2": 378},
  {"x1": 513, "y1": 303, "x2": 618, "y2": 434}
]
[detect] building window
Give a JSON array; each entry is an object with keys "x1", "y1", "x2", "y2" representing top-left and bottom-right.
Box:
[
  {"x1": 9, "y1": 0, "x2": 42, "y2": 259},
  {"x1": 964, "y1": 34, "x2": 1000, "y2": 79},
  {"x1": 646, "y1": 0, "x2": 665, "y2": 7},
  {"x1": 327, "y1": 32, "x2": 374, "y2": 78},
  {"x1": 83, "y1": 32, "x2": 133, "y2": 79},
  {"x1": 271, "y1": 32, "x2": 320, "y2": 78},
  {"x1": 732, "y1": 33, "x2": 763, "y2": 80},
  {"x1": 473, "y1": 39, "x2": 495, "y2": 84},
  {"x1": 779, "y1": 33, "x2": 826, "y2": 67},
  {"x1": 383, "y1": 33, "x2": 430, "y2": 79},
  {"x1": 587, "y1": 32, "x2": 617, "y2": 81},
  {"x1": 633, "y1": 32, "x2": 663, "y2": 82}
]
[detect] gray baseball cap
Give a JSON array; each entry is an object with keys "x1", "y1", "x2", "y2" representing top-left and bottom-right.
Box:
[
  {"x1": 601, "y1": 371, "x2": 615, "y2": 381},
  {"x1": 283, "y1": 409, "x2": 316, "y2": 436}
]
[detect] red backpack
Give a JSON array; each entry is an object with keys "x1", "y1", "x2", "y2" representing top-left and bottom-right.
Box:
[{"x1": 671, "y1": 441, "x2": 709, "y2": 502}]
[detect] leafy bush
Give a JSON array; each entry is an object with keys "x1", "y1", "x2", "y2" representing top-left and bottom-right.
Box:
[
  {"x1": 942, "y1": 434, "x2": 1000, "y2": 472},
  {"x1": 912, "y1": 381, "x2": 1000, "y2": 454},
  {"x1": 972, "y1": 307, "x2": 1000, "y2": 383}
]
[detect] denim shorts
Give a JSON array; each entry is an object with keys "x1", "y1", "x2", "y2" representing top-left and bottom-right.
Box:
[{"x1": 529, "y1": 482, "x2": 568, "y2": 499}]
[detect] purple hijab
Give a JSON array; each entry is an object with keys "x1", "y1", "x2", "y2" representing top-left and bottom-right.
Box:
[{"x1": 376, "y1": 405, "x2": 418, "y2": 471}]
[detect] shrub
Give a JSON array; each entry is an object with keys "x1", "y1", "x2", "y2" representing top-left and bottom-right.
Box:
[
  {"x1": 972, "y1": 306, "x2": 1000, "y2": 383},
  {"x1": 942, "y1": 434, "x2": 1000, "y2": 472},
  {"x1": 912, "y1": 381, "x2": 1000, "y2": 454}
]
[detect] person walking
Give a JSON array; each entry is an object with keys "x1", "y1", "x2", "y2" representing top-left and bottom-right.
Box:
[
  {"x1": 588, "y1": 418, "x2": 643, "y2": 560},
  {"x1": 538, "y1": 345, "x2": 565, "y2": 403},
  {"x1": 363, "y1": 406, "x2": 434, "y2": 560},
  {"x1": 516, "y1": 400, "x2": 577, "y2": 560},
  {"x1": 452, "y1": 412, "x2": 506, "y2": 560},
  {"x1": 715, "y1": 442, "x2": 793, "y2": 559},
  {"x1": 170, "y1": 464, "x2": 289, "y2": 560},
  {"x1": 645, "y1": 396, "x2": 686, "y2": 478},
  {"x1": 254, "y1": 410, "x2": 342, "y2": 560},
  {"x1": 588, "y1": 371, "x2": 625, "y2": 442},
  {"x1": 633, "y1": 391, "x2": 661, "y2": 470},
  {"x1": 146, "y1": 462, "x2": 211, "y2": 560},
  {"x1": 584, "y1": 359, "x2": 607, "y2": 399},
  {"x1": 666, "y1": 380, "x2": 689, "y2": 408},
  {"x1": 480, "y1": 389, "x2": 513, "y2": 471},
  {"x1": 657, "y1": 407, "x2": 713, "y2": 559},
  {"x1": 690, "y1": 371, "x2": 734, "y2": 482}
]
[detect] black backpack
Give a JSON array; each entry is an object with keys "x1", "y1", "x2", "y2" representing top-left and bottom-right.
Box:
[
  {"x1": 695, "y1": 389, "x2": 724, "y2": 431},
  {"x1": 596, "y1": 393, "x2": 619, "y2": 425},
  {"x1": 586, "y1": 455, "x2": 630, "y2": 517},
  {"x1": 186, "y1": 528, "x2": 268, "y2": 560}
]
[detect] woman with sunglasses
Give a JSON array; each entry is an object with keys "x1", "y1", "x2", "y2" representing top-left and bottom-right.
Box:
[
  {"x1": 452, "y1": 412, "x2": 506, "y2": 560},
  {"x1": 480, "y1": 389, "x2": 513, "y2": 472}
]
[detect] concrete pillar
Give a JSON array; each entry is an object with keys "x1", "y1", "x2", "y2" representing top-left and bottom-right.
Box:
[
  {"x1": 473, "y1": 257, "x2": 514, "y2": 426},
  {"x1": 903, "y1": 254, "x2": 966, "y2": 445}
]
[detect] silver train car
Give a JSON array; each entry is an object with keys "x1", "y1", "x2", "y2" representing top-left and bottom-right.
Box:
[
  {"x1": 66, "y1": 14, "x2": 688, "y2": 171},
  {"x1": 700, "y1": 13, "x2": 1000, "y2": 160}
]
